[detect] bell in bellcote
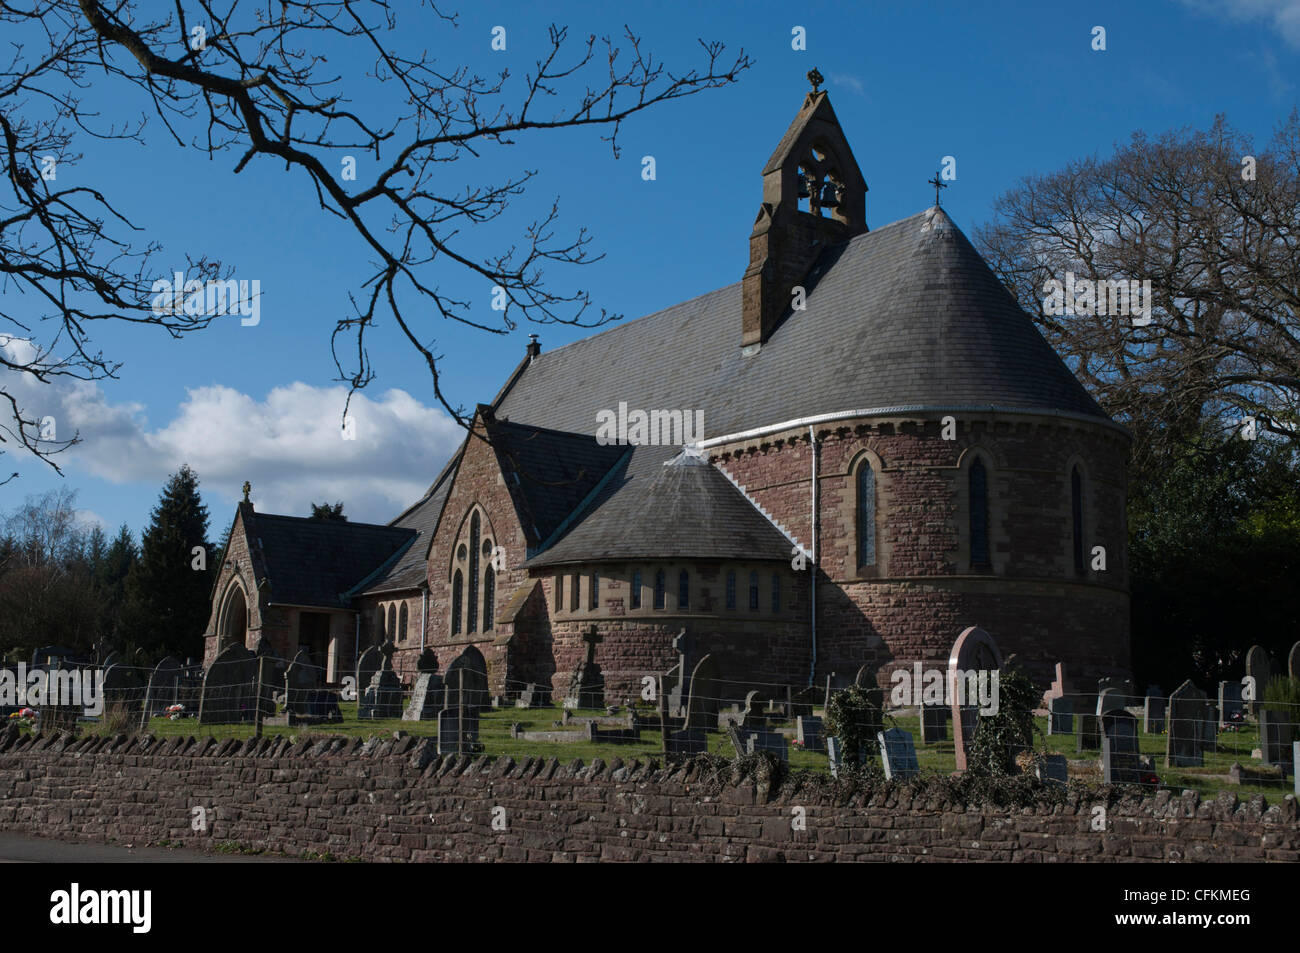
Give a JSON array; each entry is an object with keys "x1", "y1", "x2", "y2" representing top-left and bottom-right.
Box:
[
  {"x1": 820, "y1": 180, "x2": 841, "y2": 209},
  {"x1": 797, "y1": 173, "x2": 811, "y2": 199}
]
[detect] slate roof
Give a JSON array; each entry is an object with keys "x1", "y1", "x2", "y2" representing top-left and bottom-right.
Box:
[
  {"x1": 494, "y1": 207, "x2": 1110, "y2": 440},
  {"x1": 355, "y1": 458, "x2": 459, "y2": 595},
  {"x1": 525, "y1": 447, "x2": 793, "y2": 568},
  {"x1": 244, "y1": 511, "x2": 414, "y2": 609},
  {"x1": 486, "y1": 416, "x2": 629, "y2": 554}
]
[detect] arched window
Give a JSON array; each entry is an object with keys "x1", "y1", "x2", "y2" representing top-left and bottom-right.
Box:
[
  {"x1": 398, "y1": 602, "x2": 408, "y2": 643},
  {"x1": 857, "y1": 461, "x2": 877, "y2": 568},
  {"x1": 589, "y1": 570, "x2": 599, "y2": 611},
  {"x1": 467, "y1": 512, "x2": 480, "y2": 632},
  {"x1": 1071, "y1": 465, "x2": 1085, "y2": 573},
  {"x1": 451, "y1": 570, "x2": 463, "y2": 635},
  {"x1": 387, "y1": 604, "x2": 397, "y2": 643},
  {"x1": 748, "y1": 571, "x2": 759, "y2": 610},
  {"x1": 771, "y1": 573, "x2": 781, "y2": 612},
  {"x1": 483, "y1": 568, "x2": 495, "y2": 631},
  {"x1": 653, "y1": 570, "x2": 666, "y2": 609},
  {"x1": 631, "y1": 570, "x2": 642, "y2": 610},
  {"x1": 726, "y1": 570, "x2": 736, "y2": 610},
  {"x1": 969, "y1": 457, "x2": 990, "y2": 569},
  {"x1": 678, "y1": 570, "x2": 689, "y2": 610},
  {"x1": 555, "y1": 573, "x2": 563, "y2": 611}
]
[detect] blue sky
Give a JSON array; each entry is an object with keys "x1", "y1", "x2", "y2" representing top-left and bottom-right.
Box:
[{"x1": 3, "y1": 0, "x2": 1298, "y2": 536}]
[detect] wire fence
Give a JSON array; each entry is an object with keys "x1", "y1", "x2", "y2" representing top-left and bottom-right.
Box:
[{"x1": 5, "y1": 659, "x2": 1300, "y2": 795}]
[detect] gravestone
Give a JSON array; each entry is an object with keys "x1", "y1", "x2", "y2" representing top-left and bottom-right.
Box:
[
  {"x1": 403, "y1": 670, "x2": 444, "y2": 722},
  {"x1": 740, "y1": 690, "x2": 768, "y2": 729},
  {"x1": 947, "y1": 626, "x2": 1002, "y2": 771},
  {"x1": 1101, "y1": 709, "x2": 1142, "y2": 784},
  {"x1": 356, "y1": 644, "x2": 383, "y2": 709},
  {"x1": 359, "y1": 641, "x2": 402, "y2": 719},
  {"x1": 1202, "y1": 704, "x2": 1218, "y2": 753},
  {"x1": 444, "y1": 644, "x2": 489, "y2": 713},
  {"x1": 143, "y1": 656, "x2": 183, "y2": 717},
  {"x1": 1041, "y1": 662, "x2": 1072, "y2": 708},
  {"x1": 853, "y1": 663, "x2": 877, "y2": 689},
  {"x1": 1289, "y1": 642, "x2": 1300, "y2": 681},
  {"x1": 1037, "y1": 753, "x2": 1069, "y2": 787},
  {"x1": 1142, "y1": 694, "x2": 1166, "y2": 734},
  {"x1": 564, "y1": 627, "x2": 605, "y2": 710},
  {"x1": 1076, "y1": 713, "x2": 1101, "y2": 751},
  {"x1": 665, "y1": 629, "x2": 693, "y2": 715},
  {"x1": 746, "y1": 731, "x2": 789, "y2": 760},
  {"x1": 682, "y1": 654, "x2": 720, "y2": 730},
  {"x1": 1165, "y1": 679, "x2": 1208, "y2": 768},
  {"x1": 1245, "y1": 645, "x2": 1271, "y2": 715},
  {"x1": 198, "y1": 644, "x2": 257, "y2": 725},
  {"x1": 796, "y1": 715, "x2": 825, "y2": 753},
  {"x1": 1259, "y1": 709, "x2": 1293, "y2": 768},
  {"x1": 666, "y1": 727, "x2": 707, "y2": 755},
  {"x1": 1096, "y1": 688, "x2": 1126, "y2": 715},
  {"x1": 920, "y1": 703, "x2": 948, "y2": 743},
  {"x1": 877, "y1": 727, "x2": 919, "y2": 780},
  {"x1": 726, "y1": 725, "x2": 751, "y2": 758},
  {"x1": 101, "y1": 662, "x2": 144, "y2": 713},
  {"x1": 284, "y1": 650, "x2": 320, "y2": 715},
  {"x1": 515, "y1": 683, "x2": 543, "y2": 709},
  {"x1": 436, "y1": 706, "x2": 480, "y2": 755},
  {"x1": 1218, "y1": 681, "x2": 1244, "y2": 723},
  {"x1": 1048, "y1": 696, "x2": 1074, "y2": 735}
]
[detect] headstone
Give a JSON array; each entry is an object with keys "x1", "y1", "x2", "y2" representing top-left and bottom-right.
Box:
[
  {"x1": 682, "y1": 654, "x2": 720, "y2": 730},
  {"x1": 947, "y1": 625, "x2": 1002, "y2": 771},
  {"x1": 1036, "y1": 753, "x2": 1069, "y2": 787},
  {"x1": 853, "y1": 663, "x2": 877, "y2": 689},
  {"x1": 745, "y1": 731, "x2": 789, "y2": 760},
  {"x1": 1201, "y1": 704, "x2": 1218, "y2": 753},
  {"x1": 143, "y1": 656, "x2": 183, "y2": 716},
  {"x1": 1101, "y1": 709, "x2": 1141, "y2": 783},
  {"x1": 665, "y1": 629, "x2": 692, "y2": 715},
  {"x1": 356, "y1": 644, "x2": 383, "y2": 708},
  {"x1": 726, "y1": 726, "x2": 751, "y2": 758},
  {"x1": 436, "y1": 707, "x2": 480, "y2": 755},
  {"x1": 284, "y1": 650, "x2": 321, "y2": 715},
  {"x1": 444, "y1": 644, "x2": 489, "y2": 713},
  {"x1": 1245, "y1": 645, "x2": 1272, "y2": 715},
  {"x1": 564, "y1": 627, "x2": 606, "y2": 710},
  {"x1": 920, "y1": 703, "x2": 948, "y2": 743},
  {"x1": 198, "y1": 644, "x2": 258, "y2": 725},
  {"x1": 1218, "y1": 681, "x2": 1244, "y2": 723},
  {"x1": 1048, "y1": 696, "x2": 1074, "y2": 735},
  {"x1": 1076, "y1": 713, "x2": 1101, "y2": 752},
  {"x1": 1041, "y1": 662, "x2": 1072, "y2": 708},
  {"x1": 515, "y1": 683, "x2": 543, "y2": 709},
  {"x1": 877, "y1": 727, "x2": 919, "y2": 780},
  {"x1": 1259, "y1": 708, "x2": 1293, "y2": 768},
  {"x1": 796, "y1": 715, "x2": 825, "y2": 753},
  {"x1": 740, "y1": 690, "x2": 768, "y2": 729},
  {"x1": 1142, "y1": 694, "x2": 1166, "y2": 734},
  {"x1": 1096, "y1": 688, "x2": 1126, "y2": 715},
  {"x1": 1165, "y1": 679, "x2": 1208, "y2": 768},
  {"x1": 666, "y1": 727, "x2": 707, "y2": 755},
  {"x1": 402, "y1": 670, "x2": 445, "y2": 721},
  {"x1": 416, "y1": 648, "x2": 438, "y2": 672},
  {"x1": 361, "y1": 667, "x2": 403, "y2": 719},
  {"x1": 1289, "y1": 642, "x2": 1300, "y2": 681},
  {"x1": 101, "y1": 662, "x2": 144, "y2": 713}
]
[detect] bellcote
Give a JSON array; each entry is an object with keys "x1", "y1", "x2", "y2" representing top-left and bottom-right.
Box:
[{"x1": 742, "y1": 74, "x2": 869, "y2": 353}]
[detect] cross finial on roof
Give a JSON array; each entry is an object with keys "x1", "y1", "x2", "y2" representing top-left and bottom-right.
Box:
[
  {"x1": 807, "y1": 67, "x2": 823, "y2": 93},
  {"x1": 928, "y1": 172, "x2": 947, "y2": 207},
  {"x1": 242, "y1": 480, "x2": 251, "y2": 503}
]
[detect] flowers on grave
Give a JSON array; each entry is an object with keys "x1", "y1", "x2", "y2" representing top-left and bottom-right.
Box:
[
  {"x1": 165, "y1": 704, "x2": 185, "y2": 721},
  {"x1": 8, "y1": 707, "x2": 37, "y2": 729}
]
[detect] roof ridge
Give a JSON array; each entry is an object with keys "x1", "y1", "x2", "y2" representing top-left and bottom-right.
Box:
[{"x1": 711, "y1": 460, "x2": 810, "y2": 559}]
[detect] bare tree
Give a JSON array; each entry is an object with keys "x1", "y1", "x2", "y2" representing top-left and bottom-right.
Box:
[
  {"x1": 976, "y1": 113, "x2": 1300, "y2": 474},
  {"x1": 1, "y1": 1, "x2": 751, "y2": 477}
]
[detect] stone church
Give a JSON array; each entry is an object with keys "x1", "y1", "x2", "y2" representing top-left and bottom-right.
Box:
[{"x1": 202, "y1": 82, "x2": 1131, "y2": 701}]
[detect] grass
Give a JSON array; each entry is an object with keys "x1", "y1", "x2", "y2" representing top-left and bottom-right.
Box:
[{"x1": 67, "y1": 703, "x2": 1294, "y2": 801}]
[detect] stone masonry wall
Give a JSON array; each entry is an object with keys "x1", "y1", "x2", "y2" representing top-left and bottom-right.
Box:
[{"x1": 1, "y1": 729, "x2": 1296, "y2": 863}]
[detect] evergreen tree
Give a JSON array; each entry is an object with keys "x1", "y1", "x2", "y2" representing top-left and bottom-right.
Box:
[
  {"x1": 310, "y1": 501, "x2": 347, "y2": 521},
  {"x1": 120, "y1": 465, "x2": 212, "y2": 659},
  {"x1": 95, "y1": 524, "x2": 138, "y2": 646}
]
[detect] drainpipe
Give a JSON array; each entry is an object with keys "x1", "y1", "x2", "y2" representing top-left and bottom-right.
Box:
[
  {"x1": 809, "y1": 425, "x2": 818, "y2": 687},
  {"x1": 420, "y1": 586, "x2": 428, "y2": 651}
]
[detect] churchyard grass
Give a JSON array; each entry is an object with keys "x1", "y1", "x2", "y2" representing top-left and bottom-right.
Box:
[{"x1": 72, "y1": 706, "x2": 1284, "y2": 799}]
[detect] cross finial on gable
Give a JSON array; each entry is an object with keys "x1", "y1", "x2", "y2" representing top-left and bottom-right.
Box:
[
  {"x1": 242, "y1": 480, "x2": 251, "y2": 503},
  {"x1": 807, "y1": 67, "x2": 823, "y2": 93},
  {"x1": 928, "y1": 172, "x2": 947, "y2": 207}
]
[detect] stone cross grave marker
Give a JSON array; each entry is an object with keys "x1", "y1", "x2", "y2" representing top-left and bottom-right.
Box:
[
  {"x1": 877, "y1": 727, "x2": 919, "y2": 780},
  {"x1": 564, "y1": 627, "x2": 605, "y2": 709}
]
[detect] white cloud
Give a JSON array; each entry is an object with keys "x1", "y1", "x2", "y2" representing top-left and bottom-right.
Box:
[
  {"x1": 1177, "y1": 0, "x2": 1300, "y2": 47},
  {"x1": 1, "y1": 337, "x2": 464, "y2": 524},
  {"x1": 829, "y1": 73, "x2": 866, "y2": 96}
]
